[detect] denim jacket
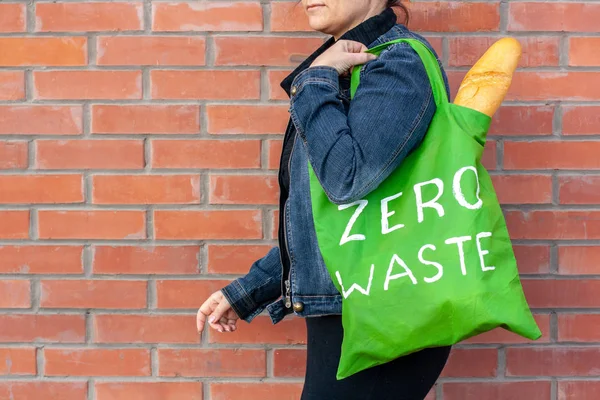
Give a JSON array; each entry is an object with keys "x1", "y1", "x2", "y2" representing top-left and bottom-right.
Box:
[{"x1": 222, "y1": 8, "x2": 450, "y2": 324}]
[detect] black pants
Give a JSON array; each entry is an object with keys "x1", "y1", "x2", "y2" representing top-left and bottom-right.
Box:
[{"x1": 301, "y1": 316, "x2": 451, "y2": 400}]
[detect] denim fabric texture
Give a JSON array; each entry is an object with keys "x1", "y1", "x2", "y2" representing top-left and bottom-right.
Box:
[{"x1": 221, "y1": 8, "x2": 450, "y2": 324}]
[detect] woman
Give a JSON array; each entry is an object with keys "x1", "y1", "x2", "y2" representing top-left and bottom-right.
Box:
[{"x1": 197, "y1": 1, "x2": 451, "y2": 398}]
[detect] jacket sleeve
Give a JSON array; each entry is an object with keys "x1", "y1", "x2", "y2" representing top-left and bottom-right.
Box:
[
  {"x1": 289, "y1": 42, "x2": 439, "y2": 205},
  {"x1": 221, "y1": 246, "x2": 282, "y2": 322}
]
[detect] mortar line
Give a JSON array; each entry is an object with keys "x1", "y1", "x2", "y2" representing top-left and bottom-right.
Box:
[{"x1": 36, "y1": 346, "x2": 44, "y2": 377}]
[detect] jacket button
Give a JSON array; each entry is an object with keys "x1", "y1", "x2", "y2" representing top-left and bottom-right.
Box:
[
  {"x1": 291, "y1": 86, "x2": 298, "y2": 96},
  {"x1": 292, "y1": 302, "x2": 304, "y2": 313}
]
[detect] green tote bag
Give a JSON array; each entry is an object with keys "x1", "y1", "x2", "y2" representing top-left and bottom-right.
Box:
[{"x1": 308, "y1": 38, "x2": 541, "y2": 380}]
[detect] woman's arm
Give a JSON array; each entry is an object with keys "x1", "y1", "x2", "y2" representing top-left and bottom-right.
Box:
[{"x1": 290, "y1": 42, "x2": 436, "y2": 205}]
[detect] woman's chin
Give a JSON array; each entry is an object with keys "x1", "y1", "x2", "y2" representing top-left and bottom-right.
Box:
[{"x1": 307, "y1": 17, "x2": 332, "y2": 34}]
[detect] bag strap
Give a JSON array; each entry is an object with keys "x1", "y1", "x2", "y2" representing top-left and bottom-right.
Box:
[{"x1": 350, "y1": 38, "x2": 448, "y2": 107}]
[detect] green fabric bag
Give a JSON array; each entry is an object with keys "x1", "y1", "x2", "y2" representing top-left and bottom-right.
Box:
[{"x1": 308, "y1": 38, "x2": 542, "y2": 380}]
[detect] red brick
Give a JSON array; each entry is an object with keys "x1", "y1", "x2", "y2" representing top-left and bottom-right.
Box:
[
  {"x1": 154, "y1": 210, "x2": 262, "y2": 240},
  {"x1": 441, "y1": 348, "x2": 497, "y2": 378},
  {"x1": 159, "y1": 349, "x2": 266, "y2": 377},
  {"x1": 558, "y1": 314, "x2": 600, "y2": 342},
  {"x1": 268, "y1": 70, "x2": 293, "y2": 100},
  {"x1": 270, "y1": 2, "x2": 311, "y2": 32},
  {"x1": 96, "y1": 382, "x2": 203, "y2": 400},
  {"x1": 0, "y1": 37, "x2": 86, "y2": 66},
  {"x1": 0, "y1": 141, "x2": 27, "y2": 169},
  {"x1": 210, "y1": 175, "x2": 278, "y2": 205},
  {"x1": 215, "y1": 37, "x2": 324, "y2": 66},
  {"x1": 507, "y1": 72, "x2": 600, "y2": 101},
  {"x1": 94, "y1": 315, "x2": 199, "y2": 343},
  {"x1": 425, "y1": 390, "x2": 436, "y2": 400},
  {"x1": 0, "y1": 315, "x2": 85, "y2": 343},
  {"x1": 481, "y1": 140, "x2": 496, "y2": 170},
  {"x1": 0, "y1": 71, "x2": 25, "y2": 100},
  {"x1": 156, "y1": 280, "x2": 232, "y2": 309},
  {"x1": 151, "y1": 70, "x2": 260, "y2": 100},
  {"x1": 507, "y1": 347, "x2": 600, "y2": 376},
  {"x1": 36, "y1": 2, "x2": 143, "y2": 32},
  {"x1": 559, "y1": 381, "x2": 600, "y2": 400},
  {"x1": 273, "y1": 349, "x2": 306, "y2": 378},
  {"x1": 449, "y1": 37, "x2": 559, "y2": 67},
  {"x1": 92, "y1": 246, "x2": 199, "y2": 275},
  {"x1": 0, "y1": 106, "x2": 82, "y2": 135},
  {"x1": 0, "y1": 382, "x2": 87, "y2": 400},
  {"x1": 33, "y1": 71, "x2": 141, "y2": 100},
  {"x1": 0, "y1": 246, "x2": 83, "y2": 274},
  {"x1": 0, "y1": 348, "x2": 36, "y2": 375},
  {"x1": 447, "y1": 70, "x2": 466, "y2": 99},
  {"x1": 491, "y1": 175, "x2": 552, "y2": 204},
  {"x1": 0, "y1": 175, "x2": 82, "y2": 204},
  {"x1": 425, "y1": 37, "x2": 443, "y2": 56},
  {"x1": 563, "y1": 106, "x2": 600, "y2": 135},
  {"x1": 41, "y1": 280, "x2": 146, "y2": 309},
  {"x1": 0, "y1": 280, "x2": 30, "y2": 308},
  {"x1": 505, "y1": 142, "x2": 600, "y2": 170},
  {"x1": 267, "y1": 139, "x2": 283, "y2": 169},
  {"x1": 153, "y1": 1, "x2": 263, "y2": 32},
  {"x1": 207, "y1": 245, "x2": 271, "y2": 274},
  {"x1": 506, "y1": 211, "x2": 600, "y2": 240},
  {"x1": 210, "y1": 383, "x2": 303, "y2": 400},
  {"x1": 444, "y1": 382, "x2": 552, "y2": 400},
  {"x1": 466, "y1": 314, "x2": 550, "y2": 344},
  {"x1": 207, "y1": 105, "x2": 288, "y2": 135},
  {"x1": 152, "y1": 140, "x2": 261, "y2": 169},
  {"x1": 559, "y1": 246, "x2": 600, "y2": 275},
  {"x1": 45, "y1": 349, "x2": 150, "y2": 377},
  {"x1": 559, "y1": 176, "x2": 600, "y2": 204},
  {"x1": 509, "y1": 3, "x2": 600, "y2": 32},
  {"x1": 570, "y1": 37, "x2": 600, "y2": 67},
  {"x1": 0, "y1": 4, "x2": 25, "y2": 32},
  {"x1": 409, "y1": 2, "x2": 500, "y2": 32},
  {"x1": 36, "y1": 140, "x2": 144, "y2": 169},
  {"x1": 271, "y1": 209, "x2": 280, "y2": 239},
  {"x1": 38, "y1": 210, "x2": 146, "y2": 240},
  {"x1": 522, "y1": 279, "x2": 600, "y2": 308},
  {"x1": 92, "y1": 175, "x2": 200, "y2": 204},
  {"x1": 489, "y1": 106, "x2": 554, "y2": 136},
  {"x1": 209, "y1": 316, "x2": 306, "y2": 345},
  {"x1": 513, "y1": 245, "x2": 551, "y2": 274},
  {"x1": 0, "y1": 211, "x2": 29, "y2": 239},
  {"x1": 92, "y1": 105, "x2": 199, "y2": 134},
  {"x1": 98, "y1": 36, "x2": 205, "y2": 66}
]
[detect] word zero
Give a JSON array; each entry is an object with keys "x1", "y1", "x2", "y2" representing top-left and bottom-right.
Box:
[{"x1": 338, "y1": 166, "x2": 482, "y2": 246}]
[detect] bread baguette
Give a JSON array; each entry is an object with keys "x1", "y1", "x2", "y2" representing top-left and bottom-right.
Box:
[{"x1": 454, "y1": 38, "x2": 522, "y2": 117}]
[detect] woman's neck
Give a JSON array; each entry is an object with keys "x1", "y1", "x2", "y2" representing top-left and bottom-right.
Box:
[{"x1": 332, "y1": 5, "x2": 388, "y2": 41}]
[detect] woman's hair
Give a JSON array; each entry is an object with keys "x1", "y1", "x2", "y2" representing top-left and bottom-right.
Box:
[{"x1": 387, "y1": 0, "x2": 410, "y2": 25}]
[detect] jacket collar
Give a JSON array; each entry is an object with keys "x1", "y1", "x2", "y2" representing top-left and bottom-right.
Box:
[{"x1": 280, "y1": 7, "x2": 398, "y2": 97}]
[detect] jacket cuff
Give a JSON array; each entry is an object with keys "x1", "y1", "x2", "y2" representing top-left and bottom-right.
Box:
[
  {"x1": 290, "y1": 66, "x2": 339, "y2": 97},
  {"x1": 221, "y1": 279, "x2": 258, "y2": 322}
]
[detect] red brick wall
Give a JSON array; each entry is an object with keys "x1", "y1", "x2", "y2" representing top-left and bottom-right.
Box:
[{"x1": 0, "y1": 1, "x2": 598, "y2": 399}]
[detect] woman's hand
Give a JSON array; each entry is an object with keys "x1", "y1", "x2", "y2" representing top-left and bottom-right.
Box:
[
  {"x1": 311, "y1": 40, "x2": 377, "y2": 75},
  {"x1": 197, "y1": 290, "x2": 239, "y2": 334}
]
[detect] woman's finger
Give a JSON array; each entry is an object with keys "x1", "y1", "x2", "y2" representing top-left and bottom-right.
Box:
[
  {"x1": 227, "y1": 319, "x2": 237, "y2": 331},
  {"x1": 347, "y1": 52, "x2": 377, "y2": 67},
  {"x1": 341, "y1": 40, "x2": 369, "y2": 54},
  {"x1": 208, "y1": 298, "x2": 231, "y2": 332},
  {"x1": 218, "y1": 316, "x2": 231, "y2": 332},
  {"x1": 197, "y1": 297, "x2": 215, "y2": 332}
]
